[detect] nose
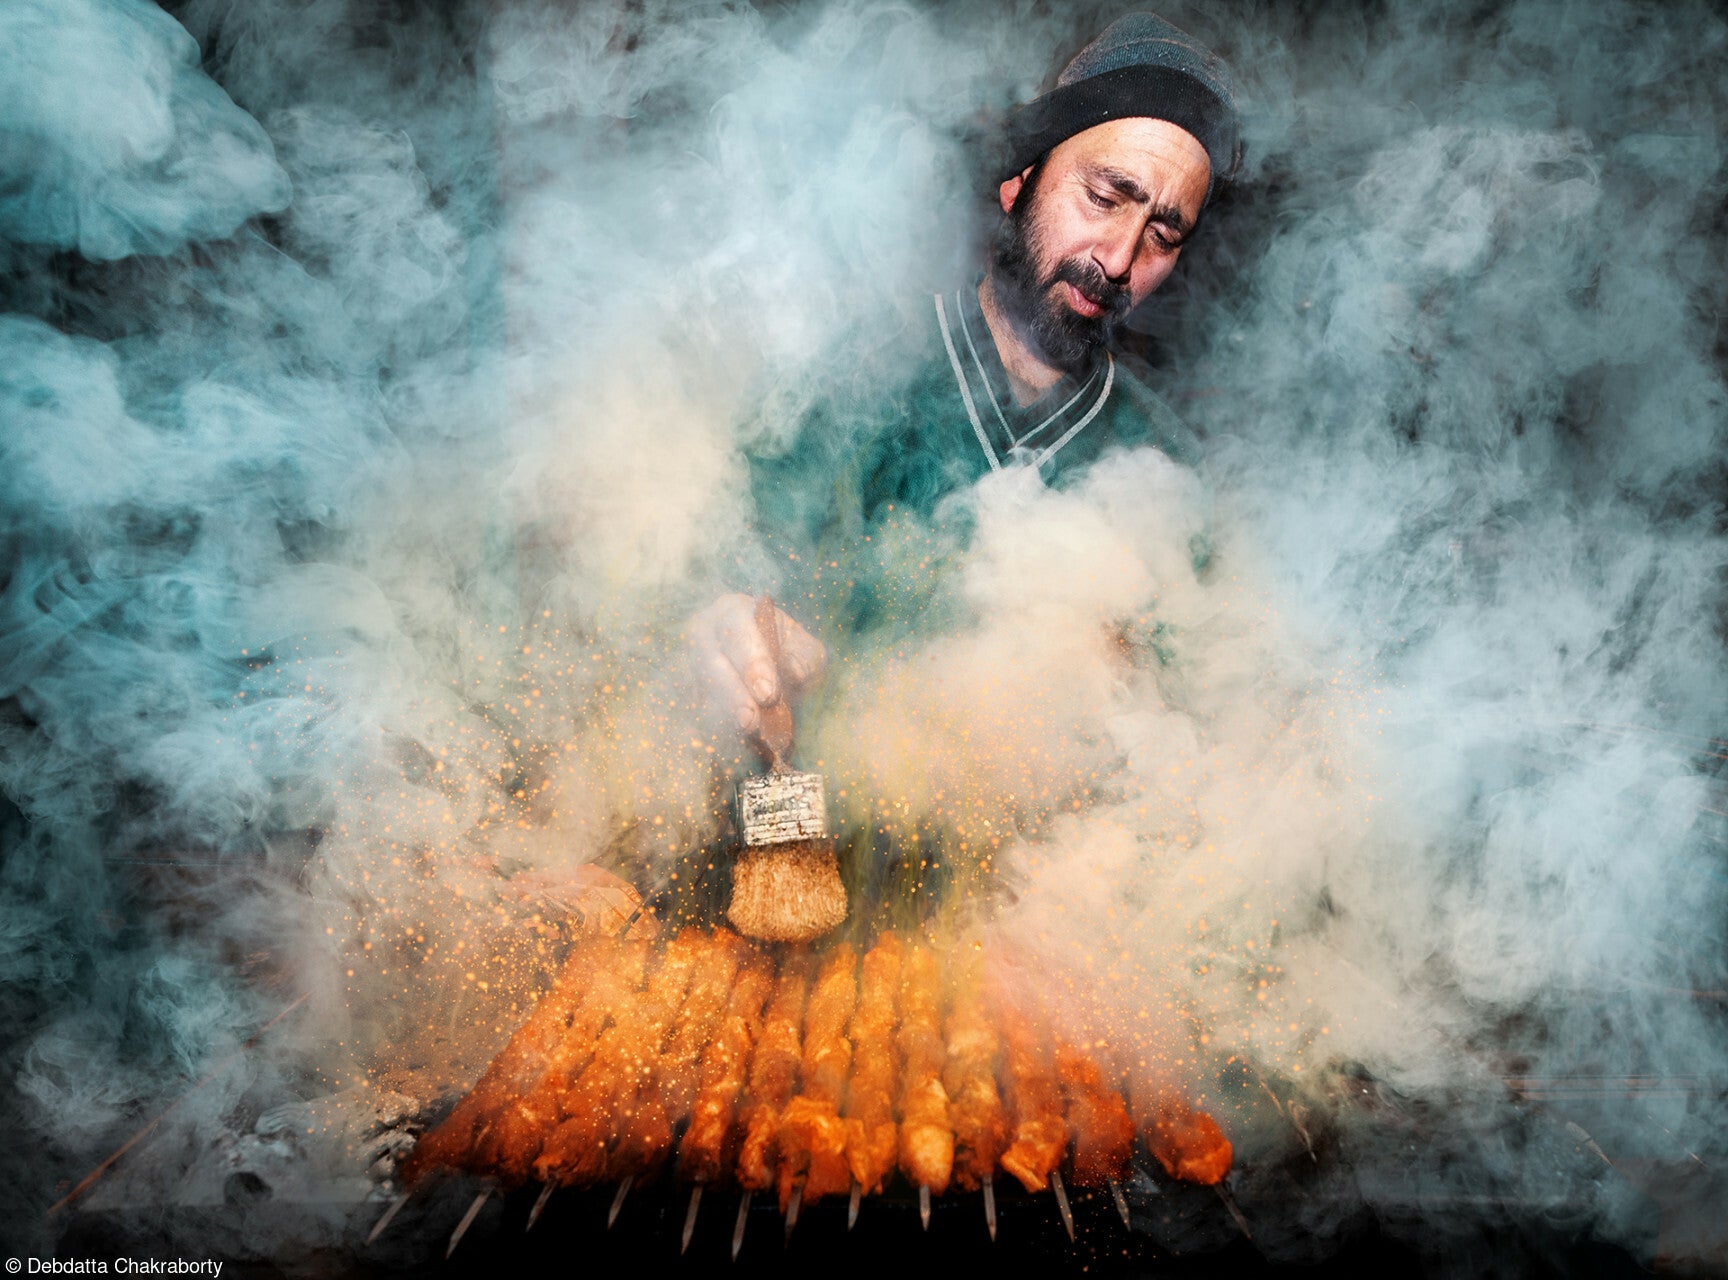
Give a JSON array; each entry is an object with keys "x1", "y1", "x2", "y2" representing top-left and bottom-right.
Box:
[{"x1": 1093, "y1": 222, "x2": 1140, "y2": 283}]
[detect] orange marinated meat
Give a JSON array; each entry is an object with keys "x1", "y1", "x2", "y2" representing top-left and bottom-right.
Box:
[
  {"x1": 777, "y1": 944, "x2": 858, "y2": 1206},
  {"x1": 1136, "y1": 1091, "x2": 1233, "y2": 1186},
  {"x1": 535, "y1": 930, "x2": 700, "y2": 1186},
  {"x1": 735, "y1": 951, "x2": 811, "y2": 1192},
  {"x1": 942, "y1": 951, "x2": 1006, "y2": 1193},
  {"x1": 997, "y1": 1003, "x2": 1068, "y2": 1193},
  {"x1": 678, "y1": 951, "x2": 774, "y2": 1185},
  {"x1": 468, "y1": 936, "x2": 649, "y2": 1183},
  {"x1": 399, "y1": 936, "x2": 635, "y2": 1185},
  {"x1": 1054, "y1": 1040, "x2": 1134, "y2": 1186},
  {"x1": 843, "y1": 933, "x2": 903, "y2": 1194},
  {"x1": 895, "y1": 944, "x2": 953, "y2": 1194}
]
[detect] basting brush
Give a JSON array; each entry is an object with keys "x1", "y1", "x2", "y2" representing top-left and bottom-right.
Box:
[{"x1": 727, "y1": 596, "x2": 848, "y2": 944}]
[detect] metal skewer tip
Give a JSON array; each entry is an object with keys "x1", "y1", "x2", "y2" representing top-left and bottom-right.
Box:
[
  {"x1": 982, "y1": 1174, "x2": 997, "y2": 1242},
  {"x1": 1215, "y1": 1182, "x2": 1253, "y2": 1242},
  {"x1": 1288, "y1": 1102, "x2": 1318, "y2": 1165},
  {"x1": 447, "y1": 1188, "x2": 491, "y2": 1259},
  {"x1": 919, "y1": 1183, "x2": 931, "y2": 1231},
  {"x1": 1043, "y1": 1167, "x2": 1071, "y2": 1236},
  {"x1": 1050, "y1": 1170, "x2": 1075, "y2": 1243},
  {"x1": 1130, "y1": 1162, "x2": 1163, "y2": 1196},
  {"x1": 784, "y1": 1180, "x2": 804, "y2": 1246},
  {"x1": 607, "y1": 1174, "x2": 634, "y2": 1229},
  {"x1": 1564, "y1": 1120, "x2": 1613, "y2": 1169},
  {"x1": 1109, "y1": 1179, "x2": 1131, "y2": 1229},
  {"x1": 366, "y1": 1189, "x2": 411, "y2": 1245},
  {"x1": 732, "y1": 1189, "x2": 753, "y2": 1261},
  {"x1": 525, "y1": 1182, "x2": 556, "y2": 1233},
  {"x1": 847, "y1": 1180, "x2": 861, "y2": 1230},
  {"x1": 682, "y1": 1184, "x2": 703, "y2": 1255}
]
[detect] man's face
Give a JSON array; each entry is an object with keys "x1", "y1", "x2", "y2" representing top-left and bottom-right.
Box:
[{"x1": 990, "y1": 117, "x2": 1212, "y2": 371}]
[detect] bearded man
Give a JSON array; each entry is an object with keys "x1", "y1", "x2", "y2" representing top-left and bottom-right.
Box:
[{"x1": 692, "y1": 11, "x2": 1241, "y2": 762}]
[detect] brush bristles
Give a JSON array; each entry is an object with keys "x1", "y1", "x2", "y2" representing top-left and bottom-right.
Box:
[{"x1": 728, "y1": 841, "x2": 848, "y2": 943}]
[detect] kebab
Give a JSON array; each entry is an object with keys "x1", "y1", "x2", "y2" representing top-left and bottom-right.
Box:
[
  {"x1": 1133, "y1": 1087, "x2": 1234, "y2": 1186},
  {"x1": 533, "y1": 929, "x2": 701, "y2": 1190},
  {"x1": 732, "y1": 949, "x2": 812, "y2": 1256},
  {"x1": 1130, "y1": 1083, "x2": 1247, "y2": 1244},
  {"x1": 396, "y1": 935, "x2": 627, "y2": 1188},
  {"x1": 776, "y1": 943, "x2": 858, "y2": 1230},
  {"x1": 467, "y1": 936, "x2": 649, "y2": 1187},
  {"x1": 896, "y1": 941, "x2": 954, "y2": 1228},
  {"x1": 996, "y1": 995, "x2": 1075, "y2": 1235},
  {"x1": 842, "y1": 931, "x2": 902, "y2": 1226},
  {"x1": 387, "y1": 936, "x2": 648, "y2": 1253},
  {"x1": 658, "y1": 928, "x2": 749, "y2": 1123},
  {"x1": 677, "y1": 947, "x2": 775, "y2": 1251},
  {"x1": 601, "y1": 930, "x2": 747, "y2": 1224},
  {"x1": 942, "y1": 946, "x2": 1007, "y2": 1238},
  {"x1": 392, "y1": 924, "x2": 1243, "y2": 1252},
  {"x1": 1054, "y1": 1038, "x2": 1135, "y2": 1227}
]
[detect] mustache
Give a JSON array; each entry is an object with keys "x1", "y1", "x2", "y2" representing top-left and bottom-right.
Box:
[{"x1": 1049, "y1": 258, "x2": 1130, "y2": 319}]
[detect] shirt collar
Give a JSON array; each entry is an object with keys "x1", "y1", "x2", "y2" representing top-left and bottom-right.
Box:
[{"x1": 934, "y1": 282, "x2": 1115, "y2": 474}]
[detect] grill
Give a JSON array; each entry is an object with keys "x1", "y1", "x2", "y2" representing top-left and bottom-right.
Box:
[
  {"x1": 54, "y1": 1057, "x2": 1701, "y2": 1276},
  {"x1": 49, "y1": 923, "x2": 1724, "y2": 1276}
]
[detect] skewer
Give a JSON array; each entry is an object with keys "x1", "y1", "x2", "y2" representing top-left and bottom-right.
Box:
[
  {"x1": 682, "y1": 1184, "x2": 703, "y2": 1255},
  {"x1": 1563, "y1": 1120, "x2": 1613, "y2": 1168},
  {"x1": 847, "y1": 1180, "x2": 861, "y2": 1230},
  {"x1": 1643, "y1": 1112, "x2": 1707, "y2": 1168},
  {"x1": 607, "y1": 1174, "x2": 634, "y2": 1228},
  {"x1": 617, "y1": 873, "x2": 669, "y2": 935},
  {"x1": 918, "y1": 1183, "x2": 931, "y2": 1231},
  {"x1": 48, "y1": 992, "x2": 310, "y2": 1220},
  {"x1": 784, "y1": 1180, "x2": 803, "y2": 1245},
  {"x1": 1250, "y1": 1059, "x2": 1317, "y2": 1164},
  {"x1": 447, "y1": 1188, "x2": 490, "y2": 1258},
  {"x1": 525, "y1": 1182, "x2": 556, "y2": 1232},
  {"x1": 1109, "y1": 1179, "x2": 1131, "y2": 1228},
  {"x1": 732, "y1": 1189, "x2": 752, "y2": 1260},
  {"x1": 1287, "y1": 1101, "x2": 1319, "y2": 1164},
  {"x1": 1214, "y1": 1182, "x2": 1253, "y2": 1241},
  {"x1": 1050, "y1": 1169, "x2": 1075, "y2": 1242},
  {"x1": 982, "y1": 1174, "x2": 997, "y2": 1241},
  {"x1": 366, "y1": 1190, "x2": 411, "y2": 1245}
]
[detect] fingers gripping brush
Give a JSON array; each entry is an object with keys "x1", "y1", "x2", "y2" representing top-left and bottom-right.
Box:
[{"x1": 727, "y1": 597, "x2": 849, "y2": 944}]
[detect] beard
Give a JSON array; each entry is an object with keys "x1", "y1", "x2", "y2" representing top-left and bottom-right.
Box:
[{"x1": 989, "y1": 168, "x2": 1131, "y2": 373}]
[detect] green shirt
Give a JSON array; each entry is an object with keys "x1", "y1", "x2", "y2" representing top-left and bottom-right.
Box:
[{"x1": 745, "y1": 282, "x2": 1202, "y2": 640}]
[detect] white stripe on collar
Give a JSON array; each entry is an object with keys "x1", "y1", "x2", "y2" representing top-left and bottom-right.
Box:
[
  {"x1": 954, "y1": 289, "x2": 1099, "y2": 452},
  {"x1": 954, "y1": 291, "x2": 1012, "y2": 445},
  {"x1": 1036, "y1": 351, "x2": 1114, "y2": 468},
  {"x1": 933, "y1": 291, "x2": 1001, "y2": 472},
  {"x1": 1015, "y1": 365, "x2": 1100, "y2": 450},
  {"x1": 934, "y1": 290, "x2": 1115, "y2": 474}
]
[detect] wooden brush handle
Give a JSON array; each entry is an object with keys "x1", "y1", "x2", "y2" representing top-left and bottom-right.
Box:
[{"x1": 754, "y1": 595, "x2": 794, "y2": 768}]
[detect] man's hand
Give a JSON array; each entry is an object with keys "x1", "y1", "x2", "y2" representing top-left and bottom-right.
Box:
[{"x1": 687, "y1": 593, "x2": 827, "y2": 738}]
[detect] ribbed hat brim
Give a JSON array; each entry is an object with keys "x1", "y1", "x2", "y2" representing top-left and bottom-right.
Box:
[{"x1": 1003, "y1": 62, "x2": 1240, "y2": 194}]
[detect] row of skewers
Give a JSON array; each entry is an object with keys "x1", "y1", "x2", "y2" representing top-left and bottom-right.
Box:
[{"x1": 372, "y1": 927, "x2": 1235, "y2": 1256}]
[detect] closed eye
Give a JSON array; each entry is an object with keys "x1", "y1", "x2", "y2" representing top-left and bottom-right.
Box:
[{"x1": 1148, "y1": 223, "x2": 1182, "y2": 252}]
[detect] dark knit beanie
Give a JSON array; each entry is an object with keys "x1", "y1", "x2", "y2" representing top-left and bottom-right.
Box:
[{"x1": 1004, "y1": 13, "x2": 1241, "y2": 200}]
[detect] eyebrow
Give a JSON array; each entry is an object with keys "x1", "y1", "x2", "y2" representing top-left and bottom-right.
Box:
[{"x1": 1085, "y1": 163, "x2": 1193, "y2": 238}]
